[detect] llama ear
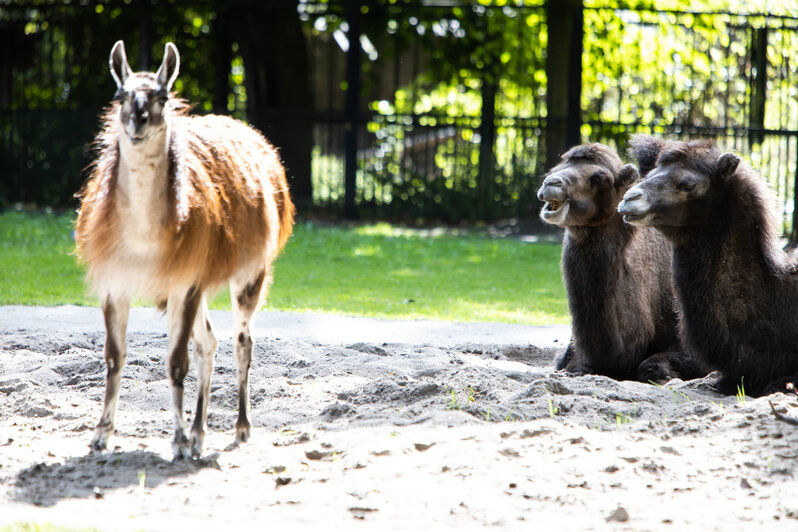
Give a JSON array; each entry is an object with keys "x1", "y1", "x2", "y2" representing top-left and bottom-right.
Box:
[
  {"x1": 716, "y1": 153, "x2": 740, "y2": 180},
  {"x1": 156, "y1": 42, "x2": 180, "y2": 91},
  {"x1": 109, "y1": 40, "x2": 132, "y2": 89},
  {"x1": 616, "y1": 163, "x2": 640, "y2": 189}
]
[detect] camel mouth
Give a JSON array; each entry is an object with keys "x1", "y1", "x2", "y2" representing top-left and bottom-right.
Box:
[
  {"x1": 544, "y1": 200, "x2": 563, "y2": 213},
  {"x1": 622, "y1": 212, "x2": 651, "y2": 225},
  {"x1": 540, "y1": 199, "x2": 570, "y2": 225}
]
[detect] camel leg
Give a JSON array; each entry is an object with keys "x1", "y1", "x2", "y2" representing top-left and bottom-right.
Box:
[
  {"x1": 636, "y1": 349, "x2": 710, "y2": 384},
  {"x1": 167, "y1": 285, "x2": 202, "y2": 460},
  {"x1": 230, "y1": 268, "x2": 268, "y2": 443},
  {"x1": 91, "y1": 293, "x2": 131, "y2": 451},
  {"x1": 555, "y1": 341, "x2": 575, "y2": 371},
  {"x1": 188, "y1": 295, "x2": 217, "y2": 458}
]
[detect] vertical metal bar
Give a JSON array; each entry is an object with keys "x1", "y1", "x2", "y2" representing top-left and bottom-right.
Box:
[
  {"x1": 139, "y1": 0, "x2": 152, "y2": 70},
  {"x1": 344, "y1": 2, "x2": 361, "y2": 220}
]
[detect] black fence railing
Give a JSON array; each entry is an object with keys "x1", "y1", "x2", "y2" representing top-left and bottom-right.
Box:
[{"x1": 2, "y1": 1, "x2": 798, "y2": 232}]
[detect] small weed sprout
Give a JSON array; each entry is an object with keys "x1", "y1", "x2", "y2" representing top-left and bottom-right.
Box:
[
  {"x1": 736, "y1": 377, "x2": 746, "y2": 405},
  {"x1": 615, "y1": 412, "x2": 634, "y2": 427},
  {"x1": 137, "y1": 469, "x2": 146, "y2": 489},
  {"x1": 502, "y1": 407, "x2": 526, "y2": 422},
  {"x1": 649, "y1": 380, "x2": 691, "y2": 404},
  {"x1": 447, "y1": 388, "x2": 460, "y2": 411},
  {"x1": 545, "y1": 388, "x2": 559, "y2": 419},
  {"x1": 466, "y1": 385, "x2": 477, "y2": 403},
  {"x1": 483, "y1": 407, "x2": 491, "y2": 422}
]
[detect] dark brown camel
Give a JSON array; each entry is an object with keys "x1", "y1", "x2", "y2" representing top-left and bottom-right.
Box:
[
  {"x1": 537, "y1": 143, "x2": 706, "y2": 382},
  {"x1": 619, "y1": 136, "x2": 798, "y2": 396}
]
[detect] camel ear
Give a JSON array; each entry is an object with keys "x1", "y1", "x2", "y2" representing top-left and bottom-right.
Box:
[
  {"x1": 109, "y1": 40, "x2": 132, "y2": 89},
  {"x1": 628, "y1": 135, "x2": 665, "y2": 177},
  {"x1": 716, "y1": 153, "x2": 740, "y2": 180},
  {"x1": 156, "y1": 42, "x2": 180, "y2": 91},
  {"x1": 616, "y1": 163, "x2": 640, "y2": 190}
]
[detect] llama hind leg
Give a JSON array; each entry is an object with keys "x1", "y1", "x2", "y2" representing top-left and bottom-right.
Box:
[
  {"x1": 230, "y1": 268, "x2": 268, "y2": 443},
  {"x1": 188, "y1": 295, "x2": 218, "y2": 458},
  {"x1": 166, "y1": 285, "x2": 202, "y2": 460},
  {"x1": 91, "y1": 294, "x2": 131, "y2": 451}
]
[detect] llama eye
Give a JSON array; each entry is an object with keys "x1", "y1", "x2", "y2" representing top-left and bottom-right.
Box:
[{"x1": 678, "y1": 180, "x2": 696, "y2": 192}]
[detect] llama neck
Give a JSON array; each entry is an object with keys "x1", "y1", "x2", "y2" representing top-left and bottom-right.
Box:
[{"x1": 115, "y1": 123, "x2": 171, "y2": 227}]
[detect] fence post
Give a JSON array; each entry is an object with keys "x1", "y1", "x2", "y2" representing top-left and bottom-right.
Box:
[
  {"x1": 344, "y1": 2, "x2": 361, "y2": 220},
  {"x1": 139, "y1": 0, "x2": 152, "y2": 70},
  {"x1": 478, "y1": 77, "x2": 497, "y2": 219},
  {"x1": 749, "y1": 26, "x2": 768, "y2": 148},
  {"x1": 545, "y1": 0, "x2": 583, "y2": 171}
]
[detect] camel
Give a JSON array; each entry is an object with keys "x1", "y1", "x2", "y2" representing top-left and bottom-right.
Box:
[
  {"x1": 619, "y1": 136, "x2": 798, "y2": 396},
  {"x1": 538, "y1": 143, "x2": 705, "y2": 382}
]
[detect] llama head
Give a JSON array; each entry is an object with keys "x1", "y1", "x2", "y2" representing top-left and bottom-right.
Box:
[
  {"x1": 537, "y1": 143, "x2": 636, "y2": 228},
  {"x1": 109, "y1": 40, "x2": 180, "y2": 146},
  {"x1": 619, "y1": 140, "x2": 735, "y2": 227}
]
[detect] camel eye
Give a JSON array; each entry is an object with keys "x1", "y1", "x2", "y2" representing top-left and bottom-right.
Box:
[{"x1": 678, "y1": 180, "x2": 696, "y2": 192}]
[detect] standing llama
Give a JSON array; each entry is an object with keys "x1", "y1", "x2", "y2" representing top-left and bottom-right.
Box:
[
  {"x1": 618, "y1": 136, "x2": 798, "y2": 396},
  {"x1": 76, "y1": 41, "x2": 294, "y2": 459},
  {"x1": 538, "y1": 143, "x2": 706, "y2": 382}
]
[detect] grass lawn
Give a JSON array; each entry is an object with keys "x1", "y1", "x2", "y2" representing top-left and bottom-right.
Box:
[{"x1": 0, "y1": 211, "x2": 568, "y2": 325}]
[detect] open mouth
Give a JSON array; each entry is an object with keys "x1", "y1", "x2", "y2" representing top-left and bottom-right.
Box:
[
  {"x1": 543, "y1": 200, "x2": 564, "y2": 213},
  {"x1": 622, "y1": 212, "x2": 648, "y2": 224}
]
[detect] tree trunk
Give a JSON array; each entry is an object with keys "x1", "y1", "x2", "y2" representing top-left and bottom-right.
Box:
[
  {"x1": 545, "y1": 0, "x2": 583, "y2": 171},
  {"x1": 231, "y1": 0, "x2": 313, "y2": 202}
]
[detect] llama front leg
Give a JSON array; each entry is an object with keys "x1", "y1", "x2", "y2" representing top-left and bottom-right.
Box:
[
  {"x1": 188, "y1": 295, "x2": 218, "y2": 458},
  {"x1": 230, "y1": 268, "x2": 267, "y2": 443},
  {"x1": 167, "y1": 285, "x2": 202, "y2": 460},
  {"x1": 91, "y1": 294, "x2": 131, "y2": 451}
]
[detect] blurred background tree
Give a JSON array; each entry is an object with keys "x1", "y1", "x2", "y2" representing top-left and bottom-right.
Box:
[{"x1": 2, "y1": 0, "x2": 797, "y2": 236}]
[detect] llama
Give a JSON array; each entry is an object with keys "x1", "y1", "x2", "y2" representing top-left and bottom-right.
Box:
[
  {"x1": 618, "y1": 136, "x2": 798, "y2": 396},
  {"x1": 538, "y1": 143, "x2": 706, "y2": 382},
  {"x1": 75, "y1": 41, "x2": 294, "y2": 459}
]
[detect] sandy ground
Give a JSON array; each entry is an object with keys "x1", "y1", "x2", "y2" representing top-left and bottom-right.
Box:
[{"x1": 2, "y1": 306, "x2": 798, "y2": 531}]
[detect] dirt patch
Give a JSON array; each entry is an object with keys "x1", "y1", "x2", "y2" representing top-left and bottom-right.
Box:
[{"x1": 2, "y1": 312, "x2": 798, "y2": 529}]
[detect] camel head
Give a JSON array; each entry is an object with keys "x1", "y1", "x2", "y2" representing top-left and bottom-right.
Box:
[
  {"x1": 619, "y1": 137, "x2": 739, "y2": 227},
  {"x1": 537, "y1": 143, "x2": 639, "y2": 228},
  {"x1": 109, "y1": 40, "x2": 180, "y2": 147}
]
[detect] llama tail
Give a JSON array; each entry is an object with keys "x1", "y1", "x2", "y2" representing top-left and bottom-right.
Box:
[{"x1": 276, "y1": 182, "x2": 295, "y2": 252}]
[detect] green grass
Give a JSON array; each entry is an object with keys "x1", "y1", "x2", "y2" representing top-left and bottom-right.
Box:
[{"x1": 0, "y1": 211, "x2": 568, "y2": 324}]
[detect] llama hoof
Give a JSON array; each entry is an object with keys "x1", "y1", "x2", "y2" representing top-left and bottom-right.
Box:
[
  {"x1": 189, "y1": 433, "x2": 204, "y2": 459},
  {"x1": 89, "y1": 438, "x2": 107, "y2": 453},
  {"x1": 90, "y1": 427, "x2": 112, "y2": 452},
  {"x1": 172, "y1": 432, "x2": 191, "y2": 461},
  {"x1": 172, "y1": 443, "x2": 192, "y2": 462},
  {"x1": 235, "y1": 424, "x2": 251, "y2": 444}
]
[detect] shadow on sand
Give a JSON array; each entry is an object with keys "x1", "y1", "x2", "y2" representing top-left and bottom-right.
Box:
[{"x1": 12, "y1": 449, "x2": 220, "y2": 507}]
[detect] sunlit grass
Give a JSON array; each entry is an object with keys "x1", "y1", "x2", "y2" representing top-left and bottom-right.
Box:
[{"x1": 0, "y1": 211, "x2": 569, "y2": 325}]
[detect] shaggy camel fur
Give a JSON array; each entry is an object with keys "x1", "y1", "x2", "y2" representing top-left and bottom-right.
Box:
[
  {"x1": 76, "y1": 41, "x2": 294, "y2": 458},
  {"x1": 538, "y1": 143, "x2": 705, "y2": 382},
  {"x1": 619, "y1": 136, "x2": 798, "y2": 396}
]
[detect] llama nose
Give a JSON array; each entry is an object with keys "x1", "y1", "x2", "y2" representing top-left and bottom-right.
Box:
[{"x1": 133, "y1": 94, "x2": 149, "y2": 126}]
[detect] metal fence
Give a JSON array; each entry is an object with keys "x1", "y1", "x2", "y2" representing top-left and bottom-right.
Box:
[{"x1": 2, "y1": 1, "x2": 798, "y2": 231}]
